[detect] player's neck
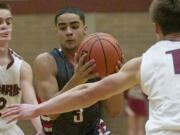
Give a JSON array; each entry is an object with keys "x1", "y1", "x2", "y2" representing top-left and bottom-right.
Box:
[
  {"x1": 165, "y1": 33, "x2": 180, "y2": 41},
  {"x1": 63, "y1": 49, "x2": 76, "y2": 63},
  {"x1": 0, "y1": 46, "x2": 10, "y2": 66},
  {"x1": 0, "y1": 44, "x2": 9, "y2": 57}
]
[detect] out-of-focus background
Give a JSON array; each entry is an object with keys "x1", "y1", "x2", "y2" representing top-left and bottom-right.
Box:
[{"x1": 6, "y1": 0, "x2": 154, "y2": 134}]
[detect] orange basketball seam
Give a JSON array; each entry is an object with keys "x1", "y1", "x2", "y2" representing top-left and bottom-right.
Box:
[
  {"x1": 101, "y1": 39, "x2": 123, "y2": 62},
  {"x1": 95, "y1": 33, "x2": 108, "y2": 77},
  {"x1": 78, "y1": 35, "x2": 96, "y2": 57},
  {"x1": 88, "y1": 40, "x2": 99, "y2": 61}
]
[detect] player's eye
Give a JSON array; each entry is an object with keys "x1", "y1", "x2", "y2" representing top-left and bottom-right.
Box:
[
  {"x1": 71, "y1": 24, "x2": 79, "y2": 30},
  {"x1": 0, "y1": 18, "x2": 13, "y2": 25},
  {"x1": 6, "y1": 18, "x2": 13, "y2": 25},
  {"x1": 59, "y1": 26, "x2": 66, "y2": 31},
  {"x1": 0, "y1": 18, "x2": 4, "y2": 25}
]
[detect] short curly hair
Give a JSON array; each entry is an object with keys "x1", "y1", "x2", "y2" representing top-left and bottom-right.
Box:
[{"x1": 54, "y1": 6, "x2": 85, "y2": 26}]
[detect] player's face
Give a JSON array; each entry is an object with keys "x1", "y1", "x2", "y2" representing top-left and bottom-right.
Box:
[
  {"x1": 0, "y1": 9, "x2": 12, "y2": 44},
  {"x1": 56, "y1": 13, "x2": 87, "y2": 51}
]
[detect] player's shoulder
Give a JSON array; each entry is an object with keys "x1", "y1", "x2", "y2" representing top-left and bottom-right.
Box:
[
  {"x1": 146, "y1": 40, "x2": 168, "y2": 52},
  {"x1": 19, "y1": 60, "x2": 33, "y2": 78},
  {"x1": 35, "y1": 52, "x2": 52, "y2": 61},
  {"x1": 123, "y1": 57, "x2": 142, "y2": 70},
  {"x1": 9, "y1": 48, "x2": 22, "y2": 60},
  {"x1": 34, "y1": 52, "x2": 54, "y2": 66},
  {"x1": 21, "y1": 60, "x2": 31, "y2": 70},
  {"x1": 33, "y1": 52, "x2": 56, "y2": 72},
  {"x1": 120, "y1": 57, "x2": 141, "y2": 82}
]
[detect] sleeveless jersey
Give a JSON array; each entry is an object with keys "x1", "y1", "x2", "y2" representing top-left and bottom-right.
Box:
[
  {"x1": 49, "y1": 48, "x2": 102, "y2": 135},
  {"x1": 0, "y1": 49, "x2": 22, "y2": 129},
  {"x1": 141, "y1": 40, "x2": 180, "y2": 135}
]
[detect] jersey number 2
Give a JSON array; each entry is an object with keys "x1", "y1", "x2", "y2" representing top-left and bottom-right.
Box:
[
  {"x1": 166, "y1": 49, "x2": 180, "y2": 74},
  {"x1": 0, "y1": 97, "x2": 7, "y2": 110}
]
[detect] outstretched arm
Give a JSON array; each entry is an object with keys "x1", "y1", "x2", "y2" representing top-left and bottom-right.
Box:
[{"x1": 2, "y1": 57, "x2": 142, "y2": 122}]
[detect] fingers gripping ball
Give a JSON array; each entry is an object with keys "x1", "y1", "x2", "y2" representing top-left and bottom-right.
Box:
[{"x1": 77, "y1": 32, "x2": 123, "y2": 78}]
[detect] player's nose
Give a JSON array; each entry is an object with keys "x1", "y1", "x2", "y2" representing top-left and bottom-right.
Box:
[
  {"x1": 66, "y1": 26, "x2": 73, "y2": 35},
  {"x1": 0, "y1": 22, "x2": 9, "y2": 30}
]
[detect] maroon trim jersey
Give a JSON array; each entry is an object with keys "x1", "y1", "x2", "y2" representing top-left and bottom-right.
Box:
[{"x1": 0, "y1": 49, "x2": 22, "y2": 129}]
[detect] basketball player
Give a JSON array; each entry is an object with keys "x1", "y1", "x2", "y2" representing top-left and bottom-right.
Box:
[
  {"x1": 0, "y1": 2, "x2": 45, "y2": 135},
  {"x1": 32, "y1": 7, "x2": 123, "y2": 135}
]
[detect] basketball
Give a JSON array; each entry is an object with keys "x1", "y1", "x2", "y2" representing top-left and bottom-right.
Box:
[{"x1": 77, "y1": 32, "x2": 123, "y2": 78}]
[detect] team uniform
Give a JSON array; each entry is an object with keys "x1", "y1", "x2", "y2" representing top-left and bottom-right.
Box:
[
  {"x1": 40, "y1": 48, "x2": 112, "y2": 135},
  {"x1": 0, "y1": 49, "x2": 24, "y2": 135},
  {"x1": 124, "y1": 85, "x2": 147, "y2": 116},
  {"x1": 141, "y1": 40, "x2": 180, "y2": 135}
]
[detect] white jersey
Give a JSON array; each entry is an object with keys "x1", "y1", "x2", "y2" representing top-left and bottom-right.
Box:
[
  {"x1": 0, "y1": 49, "x2": 22, "y2": 129},
  {"x1": 141, "y1": 40, "x2": 180, "y2": 135}
]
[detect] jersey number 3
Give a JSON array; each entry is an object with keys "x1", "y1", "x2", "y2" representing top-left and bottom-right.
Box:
[
  {"x1": 166, "y1": 49, "x2": 180, "y2": 74},
  {"x1": 73, "y1": 109, "x2": 83, "y2": 122}
]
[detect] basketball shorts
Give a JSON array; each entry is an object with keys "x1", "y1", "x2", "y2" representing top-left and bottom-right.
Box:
[
  {"x1": 0, "y1": 124, "x2": 24, "y2": 135},
  {"x1": 94, "y1": 119, "x2": 112, "y2": 135},
  {"x1": 41, "y1": 115, "x2": 112, "y2": 135},
  {"x1": 125, "y1": 98, "x2": 147, "y2": 116}
]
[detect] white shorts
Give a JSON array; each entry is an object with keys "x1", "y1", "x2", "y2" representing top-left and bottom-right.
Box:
[{"x1": 0, "y1": 124, "x2": 24, "y2": 135}]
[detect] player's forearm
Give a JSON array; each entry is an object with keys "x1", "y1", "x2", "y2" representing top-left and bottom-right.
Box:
[
  {"x1": 56, "y1": 75, "x2": 83, "y2": 95},
  {"x1": 35, "y1": 73, "x2": 127, "y2": 116},
  {"x1": 42, "y1": 74, "x2": 86, "y2": 118},
  {"x1": 36, "y1": 84, "x2": 99, "y2": 115},
  {"x1": 31, "y1": 117, "x2": 44, "y2": 134}
]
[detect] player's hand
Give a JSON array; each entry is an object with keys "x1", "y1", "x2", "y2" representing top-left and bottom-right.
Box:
[
  {"x1": 1, "y1": 104, "x2": 39, "y2": 124},
  {"x1": 115, "y1": 60, "x2": 123, "y2": 72},
  {"x1": 73, "y1": 52, "x2": 98, "y2": 84}
]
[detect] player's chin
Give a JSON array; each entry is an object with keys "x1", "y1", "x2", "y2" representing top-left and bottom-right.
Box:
[
  {"x1": 65, "y1": 40, "x2": 76, "y2": 45},
  {"x1": 66, "y1": 44, "x2": 78, "y2": 50},
  {"x1": 0, "y1": 37, "x2": 11, "y2": 42}
]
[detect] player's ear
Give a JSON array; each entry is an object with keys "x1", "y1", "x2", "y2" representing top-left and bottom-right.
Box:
[
  {"x1": 83, "y1": 25, "x2": 88, "y2": 35},
  {"x1": 154, "y1": 23, "x2": 161, "y2": 34},
  {"x1": 154, "y1": 22, "x2": 164, "y2": 41},
  {"x1": 55, "y1": 27, "x2": 57, "y2": 34},
  {"x1": 55, "y1": 25, "x2": 58, "y2": 32},
  {"x1": 55, "y1": 26, "x2": 59, "y2": 37}
]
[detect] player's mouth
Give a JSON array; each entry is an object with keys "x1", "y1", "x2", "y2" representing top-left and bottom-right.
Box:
[
  {"x1": 66, "y1": 39, "x2": 75, "y2": 44},
  {"x1": 2, "y1": 33, "x2": 9, "y2": 37}
]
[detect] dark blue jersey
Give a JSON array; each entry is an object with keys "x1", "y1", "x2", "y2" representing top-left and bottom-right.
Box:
[{"x1": 49, "y1": 48, "x2": 102, "y2": 135}]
